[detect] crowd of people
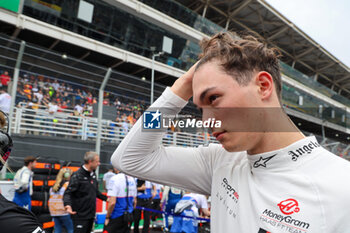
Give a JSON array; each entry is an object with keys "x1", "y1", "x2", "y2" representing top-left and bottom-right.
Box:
[
  {"x1": 8, "y1": 153, "x2": 210, "y2": 233},
  {"x1": 0, "y1": 69, "x2": 147, "y2": 125}
]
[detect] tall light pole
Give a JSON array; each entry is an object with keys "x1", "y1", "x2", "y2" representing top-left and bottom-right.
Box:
[{"x1": 150, "y1": 47, "x2": 163, "y2": 105}]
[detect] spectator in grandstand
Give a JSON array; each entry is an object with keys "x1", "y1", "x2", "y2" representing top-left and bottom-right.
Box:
[
  {"x1": 74, "y1": 89, "x2": 84, "y2": 105},
  {"x1": 103, "y1": 165, "x2": 115, "y2": 192},
  {"x1": 170, "y1": 192, "x2": 210, "y2": 233},
  {"x1": 13, "y1": 156, "x2": 37, "y2": 210},
  {"x1": 63, "y1": 151, "x2": 107, "y2": 233},
  {"x1": 133, "y1": 180, "x2": 156, "y2": 233},
  {"x1": 104, "y1": 167, "x2": 137, "y2": 233},
  {"x1": 58, "y1": 100, "x2": 69, "y2": 112},
  {"x1": 127, "y1": 113, "x2": 134, "y2": 125},
  {"x1": 113, "y1": 97, "x2": 121, "y2": 107},
  {"x1": 62, "y1": 90, "x2": 73, "y2": 106},
  {"x1": 34, "y1": 89, "x2": 44, "y2": 103},
  {"x1": 47, "y1": 99, "x2": 59, "y2": 114},
  {"x1": 41, "y1": 92, "x2": 52, "y2": 106},
  {"x1": 121, "y1": 117, "x2": 129, "y2": 136},
  {"x1": 23, "y1": 83, "x2": 32, "y2": 100},
  {"x1": 52, "y1": 79, "x2": 60, "y2": 91},
  {"x1": 31, "y1": 80, "x2": 39, "y2": 93},
  {"x1": 0, "y1": 70, "x2": 11, "y2": 88},
  {"x1": 160, "y1": 186, "x2": 184, "y2": 229},
  {"x1": 16, "y1": 86, "x2": 28, "y2": 103},
  {"x1": 24, "y1": 100, "x2": 39, "y2": 135},
  {"x1": 0, "y1": 87, "x2": 11, "y2": 114},
  {"x1": 74, "y1": 100, "x2": 84, "y2": 114},
  {"x1": 48, "y1": 168, "x2": 74, "y2": 233},
  {"x1": 112, "y1": 31, "x2": 350, "y2": 232},
  {"x1": 86, "y1": 92, "x2": 93, "y2": 104}
]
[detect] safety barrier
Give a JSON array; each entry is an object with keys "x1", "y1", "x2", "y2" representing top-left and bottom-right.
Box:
[{"x1": 11, "y1": 106, "x2": 217, "y2": 147}]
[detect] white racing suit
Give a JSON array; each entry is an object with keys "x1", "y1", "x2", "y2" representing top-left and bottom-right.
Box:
[{"x1": 112, "y1": 87, "x2": 350, "y2": 233}]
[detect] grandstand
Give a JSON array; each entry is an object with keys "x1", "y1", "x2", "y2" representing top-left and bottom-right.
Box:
[{"x1": 0, "y1": 0, "x2": 350, "y2": 167}]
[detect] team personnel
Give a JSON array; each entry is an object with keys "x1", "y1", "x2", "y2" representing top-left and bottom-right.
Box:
[
  {"x1": 104, "y1": 168, "x2": 137, "y2": 233},
  {"x1": 48, "y1": 168, "x2": 73, "y2": 233},
  {"x1": 161, "y1": 186, "x2": 184, "y2": 229},
  {"x1": 103, "y1": 165, "x2": 115, "y2": 191},
  {"x1": 13, "y1": 156, "x2": 37, "y2": 210},
  {"x1": 150, "y1": 183, "x2": 163, "y2": 224},
  {"x1": 112, "y1": 31, "x2": 350, "y2": 232},
  {"x1": 63, "y1": 151, "x2": 107, "y2": 233},
  {"x1": 133, "y1": 180, "x2": 156, "y2": 233},
  {"x1": 171, "y1": 192, "x2": 210, "y2": 233}
]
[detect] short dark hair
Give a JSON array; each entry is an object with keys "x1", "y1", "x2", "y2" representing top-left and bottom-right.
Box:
[
  {"x1": 24, "y1": 156, "x2": 37, "y2": 166},
  {"x1": 197, "y1": 31, "x2": 282, "y2": 101}
]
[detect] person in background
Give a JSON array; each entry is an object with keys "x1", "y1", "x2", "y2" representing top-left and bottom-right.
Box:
[
  {"x1": 151, "y1": 183, "x2": 163, "y2": 226},
  {"x1": 170, "y1": 192, "x2": 210, "y2": 233},
  {"x1": 63, "y1": 151, "x2": 107, "y2": 233},
  {"x1": 103, "y1": 165, "x2": 115, "y2": 192},
  {"x1": 104, "y1": 167, "x2": 137, "y2": 233},
  {"x1": 48, "y1": 168, "x2": 74, "y2": 233},
  {"x1": 133, "y1": 180, "x2": 156, "y2": 233},
  {"x1": 0, "y1": 71, "x2": 11, "y2": 90},
  {"x1": 13, "y1": 156, "x2": 37, "y2": 210},
  {"x1": 161, "y1": 186, "x2": 184, "y2": 229},
  {"x1": 0, "y1": 87, "x2": 11, "y2": 114}
]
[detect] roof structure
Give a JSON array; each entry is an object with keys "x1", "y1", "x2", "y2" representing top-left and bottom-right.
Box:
[{"x1": 176, "y1": 0, "x2": 350, "y2": 98}]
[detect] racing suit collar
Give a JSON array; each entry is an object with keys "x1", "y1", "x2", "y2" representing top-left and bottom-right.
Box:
[{"x1": 247, "y1": 136, "x2": 321, "y2": 172}]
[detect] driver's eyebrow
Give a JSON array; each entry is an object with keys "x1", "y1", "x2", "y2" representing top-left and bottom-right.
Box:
[{"x1": 199, "y1": 87, "x2": 216, "y2": 104}]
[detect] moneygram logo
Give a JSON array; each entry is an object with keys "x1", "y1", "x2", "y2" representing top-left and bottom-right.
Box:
[
  {"x1": 143, "y1": 110, "x2": 221, "y2": 130},
  {"x1": 277, "y1": 198, "x2": 300, "y2": 215}
]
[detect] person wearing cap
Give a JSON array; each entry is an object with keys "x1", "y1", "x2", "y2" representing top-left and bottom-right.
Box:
[{"x1": 13, "y1": 156, "x2": 37, "y2": 210}]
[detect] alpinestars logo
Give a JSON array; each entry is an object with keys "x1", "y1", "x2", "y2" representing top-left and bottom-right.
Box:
[
  {"x1": 253, "y1": 154, "x2": 276, "y2": 168},
  {"x1": 288, "y1": 140, "x2": 320, "y2": 161},
  {"x1": 278, "y1": 198, "x2": 300, "y2": 215}
]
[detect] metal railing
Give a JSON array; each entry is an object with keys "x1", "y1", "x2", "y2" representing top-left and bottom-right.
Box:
[
  {"x1": 11, "y1": 106, "x2": 217, "y2": 147},
  {"x1": 11, "y1": 106, "x2": 350, "y2": 159}
]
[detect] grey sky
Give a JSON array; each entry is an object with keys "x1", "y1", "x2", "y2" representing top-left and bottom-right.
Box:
[{"x1": 266, "y1": 0, "x2": 350, "y2": 68}]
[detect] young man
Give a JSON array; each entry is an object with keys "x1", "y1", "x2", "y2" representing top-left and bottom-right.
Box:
[
  {"x1": 13, "y1": 156, "x2": 37, "y2": 210},
  {"x1": 63, "y1": 151, "x2": 107, "y2": 233},
  {"x1": 112, "y1": 32, "x2": 350, "y2": 232},
  {"x1": 104, "y1": 168, "x2": 137, "y2": 233}
]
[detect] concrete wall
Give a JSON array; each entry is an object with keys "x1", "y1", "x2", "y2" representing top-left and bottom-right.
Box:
[{"x1": 9, "y1": 134, "x2": 118, "y2": 171}]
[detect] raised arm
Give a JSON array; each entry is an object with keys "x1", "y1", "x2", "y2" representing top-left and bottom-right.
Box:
[{"x1": 111, "y1": 64, "x2": 216, "y2": 195}]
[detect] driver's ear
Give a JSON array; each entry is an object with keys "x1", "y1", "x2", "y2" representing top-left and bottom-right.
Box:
[{"x1": 255, "y1": 71, "x2": 273, "y2": 100}]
